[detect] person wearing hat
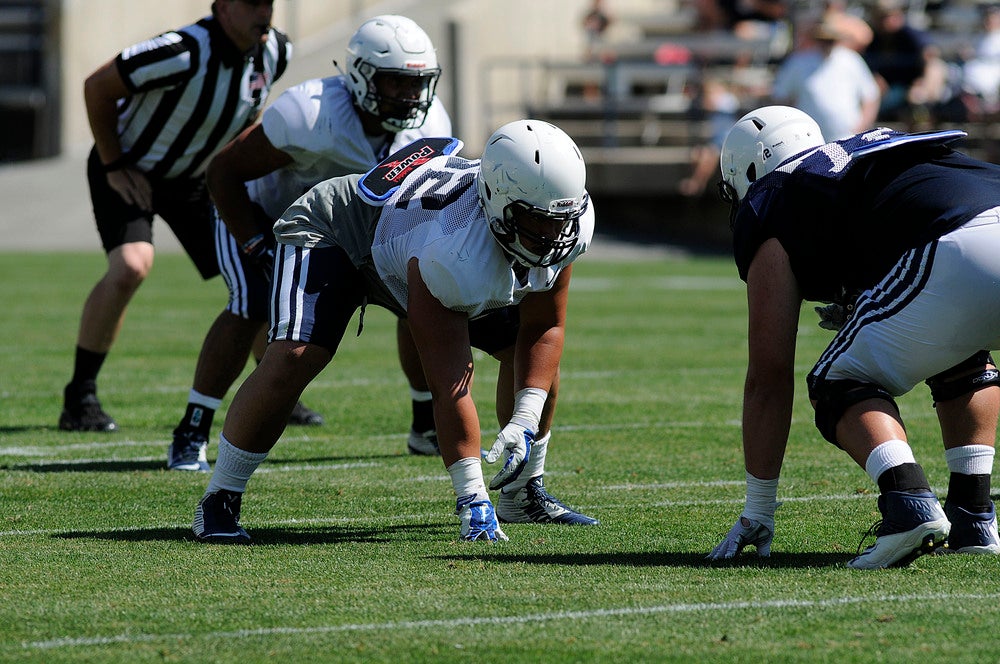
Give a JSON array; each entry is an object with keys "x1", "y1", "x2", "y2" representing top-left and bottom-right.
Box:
[{"x1": 770, "y1": 13, "x2": 880, "y2": 140}]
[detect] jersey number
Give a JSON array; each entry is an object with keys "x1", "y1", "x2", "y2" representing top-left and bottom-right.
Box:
[{"x1": 395, "y1": 167, "x2": 476, "y2": 211}]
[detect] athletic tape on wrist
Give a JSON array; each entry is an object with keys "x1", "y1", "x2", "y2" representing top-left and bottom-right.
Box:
[{"x1": 744, "y1": 470, "x2": 779, "y2": 522}]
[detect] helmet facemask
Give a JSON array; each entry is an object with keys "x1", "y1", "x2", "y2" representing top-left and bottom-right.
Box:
[
  {"x1": 489, "y1": 197, "x2": 588, "y2": 268},
  {"x1": 353, "y1": 63, "x2": 440, "y2": 131}
]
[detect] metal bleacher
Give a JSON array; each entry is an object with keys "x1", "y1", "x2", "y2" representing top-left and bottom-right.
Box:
[
  {"x1": 481, "y1": 1, "x2": 1000, "y2": 202},
  {"x1": 481, "y1": 12, "x2": 783, "y2": 199},
  {"x1": 0, "y1": 0, "x2": 59, "y2": 162}
]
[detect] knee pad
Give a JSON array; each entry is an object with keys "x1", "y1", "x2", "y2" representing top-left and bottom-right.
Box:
[
  {"x1": 925, "y1": 351, "x2": 999, "y2": 404},
  {"x1": 812, "y1": 379, "x2": 899, "y2": 446}
]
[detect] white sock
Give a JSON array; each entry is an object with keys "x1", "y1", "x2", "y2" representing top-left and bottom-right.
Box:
[
  {"x1": 864, "y1": 439, "x2": 916, "y2": 485},
  {"x1": 189, "y1": 389, "x2": 222, "y2": 410},
  {"x1": 205, "y1": 434, "x2": 268, "y2": 494},
  {"x1": 447, "y1": 456, "x2": 489, "y2": 504},
  {"x1": 409, "y1": 388, "x2": 432, "y2": 402},
  {"x1": 945, "y1": 445, "x2": 995, "y2": 475},
  {"x1": 501, "y1": 431, "x2": 550, "y2": 493}
]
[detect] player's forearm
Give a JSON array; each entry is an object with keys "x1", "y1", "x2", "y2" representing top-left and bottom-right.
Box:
[
  {"x1": 741, "y1": 374, "x2": 793, "y2": 479},
  {"x1": 206, "y1": 165, "x2": 264, "y2": 245}
]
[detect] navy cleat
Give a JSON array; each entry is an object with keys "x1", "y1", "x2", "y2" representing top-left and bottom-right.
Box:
[
  {"x1": 287, "y1": 400, "x2": 324, "y2": 426},
  {"x1": 59, "y1": 382, "x2": 117, "y2": 432},
  {"x1": 193, "y1": 490, "x2": 251, "y2": 544},
  {"x1": 497, "y1": 476, "x2": 599, "y2": 526},
  {"x1": 942, "y1": 502, "x2": 1000, "y2": 554},
  {"x1": 848, "y1": 490, "x2": 949, "y2": 569},
  {"x1": 167, "y1": 428, "x2": 209, "y2": 472}
]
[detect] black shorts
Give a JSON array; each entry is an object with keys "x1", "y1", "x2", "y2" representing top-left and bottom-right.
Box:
[{"x1": 87, "y1": 147, "x2": 219, "y2": 279}]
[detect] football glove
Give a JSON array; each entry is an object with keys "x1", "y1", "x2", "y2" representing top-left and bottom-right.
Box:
[
  {"x1": 814, "y1": 303, "x2": 846, "y2": 331},
  {"x1": 455, "y1": 494, "x2": 508, "y2": 542},
  {"x1": 484, "y1": 423, "x2": 533, "y2": 490},
  {"x1": 242, "y1": 232, "x2": 276, "y2": 285},
  {"x1": 706, "y1": 515, "x2": 774, "y2": 560}
]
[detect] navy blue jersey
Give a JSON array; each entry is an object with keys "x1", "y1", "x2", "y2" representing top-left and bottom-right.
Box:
[{"x1": 733, "y1": 142, "x2": 1000, "y2": 303}]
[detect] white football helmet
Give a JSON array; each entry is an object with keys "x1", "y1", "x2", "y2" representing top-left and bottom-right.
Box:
[
  {"x1": 478, "y1": 120, "x2": 589, "y2": 268},
  {"x1": 719, "y1": 105, "x2": 824, "y2": 202},
  {"x1": 345, "y1": 15, "x2": 441, "y2": 132}
]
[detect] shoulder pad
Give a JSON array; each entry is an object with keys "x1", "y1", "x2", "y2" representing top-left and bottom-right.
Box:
[{"x1": 358, "y1": 137, "x2": 463, "y2": 205}]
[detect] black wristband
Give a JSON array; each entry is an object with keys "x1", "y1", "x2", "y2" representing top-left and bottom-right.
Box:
[{"x1": 101, "y1": 157, "x2": 128, "y2": 173}]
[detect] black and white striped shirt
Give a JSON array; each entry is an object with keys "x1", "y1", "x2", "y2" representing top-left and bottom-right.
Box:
[{"x1": 113, "y1": 16, "x2": 290, "y2": 180}]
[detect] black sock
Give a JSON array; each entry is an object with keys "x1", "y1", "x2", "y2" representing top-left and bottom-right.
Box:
[
  {"x1": 947, "y1": 472, "x2": 992, "y2": 513},
  {"x1": 70, "y1": 346, "x2": 107, "y2": 389},
  {"x1": 411, "y1": 398, "x2": 435, "y2": 433},
  {"x1": 178, "y1": 403, "x2": 215, "y2": 437},
  {"x1": 877, "y1": 462, "x2": 931, "y2": 494}
]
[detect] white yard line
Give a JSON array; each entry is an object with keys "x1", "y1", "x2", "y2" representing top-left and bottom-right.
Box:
[{"x1": 23, "y1": 592, "x2": 1000, "y2": 650}]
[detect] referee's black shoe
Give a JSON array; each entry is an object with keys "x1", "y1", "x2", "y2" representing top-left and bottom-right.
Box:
[
  {"x1": 59, "y1": 381, "x2": 117, "y2": 432},
  {"x1": 287, "y1": 400, "x2": 324, "y2": 426}
]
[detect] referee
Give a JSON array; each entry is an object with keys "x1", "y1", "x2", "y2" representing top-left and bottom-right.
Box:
[{"x1": 59, "y1": 0, "x2": 291, "y2": 432}]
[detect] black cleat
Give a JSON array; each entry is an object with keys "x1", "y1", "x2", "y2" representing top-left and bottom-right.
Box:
[
  {"x1": 287, "y1": 400, "x2": 324, "y2": 426},
  {"x1": 59, "y1": 382, "x2": 117, "y2": 432}
]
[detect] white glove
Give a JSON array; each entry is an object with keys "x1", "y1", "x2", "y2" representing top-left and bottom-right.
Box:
[
  {"x1": 706, "y1": 472, "x2": 779, "y2": 560},
  {"x1": 484, "y1": 423, "x2": 533, "y2": 490},
  {"x1": 706, "y1": 515, "x2": 774, "y2": 560}
]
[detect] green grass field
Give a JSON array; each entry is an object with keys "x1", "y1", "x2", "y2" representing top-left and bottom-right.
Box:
[{"x1": 2, "y1": 250, "x2": 999, "y2": 663}]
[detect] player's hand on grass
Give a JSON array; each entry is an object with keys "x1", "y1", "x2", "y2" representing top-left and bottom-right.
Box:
[
  {"x1": 484, "y1": 422, "x2": 533, "y2": 490},
  {"x1": 706, "y1": 515, "x2": 774, "y2": 560}
]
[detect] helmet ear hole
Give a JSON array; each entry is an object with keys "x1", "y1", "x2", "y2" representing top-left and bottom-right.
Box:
[{"x1": 719, "y1": 105, "x2": 825, "y2": 200}]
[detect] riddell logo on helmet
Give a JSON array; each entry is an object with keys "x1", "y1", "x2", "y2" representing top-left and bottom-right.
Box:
[
  {"x1": 404, "y1": 61, "x2": 428, "y2": 70},
  {"x1": 552, "y1": 198, "x2": 576, "y2": 208}
]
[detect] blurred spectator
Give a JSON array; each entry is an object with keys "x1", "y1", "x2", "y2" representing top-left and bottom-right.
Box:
[
  {"x1": 961, "y1": 4, "x2": 1000, "y2": 117},
  {"x1": 694, "y1": 0, "x2": 789, "y2": 40},
  {"x1": 863, "y1": 0, "x2": 932, "y2": 122},
  {"x1": 582, "y1": 0, "x2": 613, "y2": 62},
  {"x1": 771, "y1": 15, "x2": 879, "y2": 140},
  {"x1": 679, "y1": 77, "x2": 740, "y2": 196},
  {"x1": 821, "y1": 1, "x2": 873, "y2": 53}
]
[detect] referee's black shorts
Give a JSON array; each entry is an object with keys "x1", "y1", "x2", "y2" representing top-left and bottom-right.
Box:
[{"x1": 87, "y1": 147, "x2": 219, "y2": 279}]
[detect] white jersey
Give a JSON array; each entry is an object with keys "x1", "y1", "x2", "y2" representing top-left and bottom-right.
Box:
[
  {"x1": 370, "y1": 155, "x2": 595, "y2": 318},
  {"x1": 247, "y1": 76, "x2": 452, "y2": 219}
]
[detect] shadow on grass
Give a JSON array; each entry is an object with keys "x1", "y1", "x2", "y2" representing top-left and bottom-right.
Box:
[
  {"x1": 52, "y1": 522, "x2": 451, "y2": 545},
  {"x1": 0, "y1": 425, "x2": 47, "y2": 434},
  {"x1": 5, "y1": 459, "x2": 169, "y2": 472},
  {"x1": 3, "y1": 452, "x2": 413, "y2": 474},
  {"x1": 433, "y1": 550, "x2": 851, "y2": 569}
]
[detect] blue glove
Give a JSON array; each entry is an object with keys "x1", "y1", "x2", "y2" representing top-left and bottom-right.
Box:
[{"x1": 455, "y1": 494, "x2": 508, "y2": 542}]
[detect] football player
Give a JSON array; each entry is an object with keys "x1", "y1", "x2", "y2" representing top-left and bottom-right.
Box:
[
  {"x1": 708, "y1": 105, "x2": 1000, "y2": 568},
  {"x1": 168, "y1": 15, "x2": 451, "y2": 471},
  {"x1": 192, "y1": 120, "x2": 600, "y2": 543}
]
